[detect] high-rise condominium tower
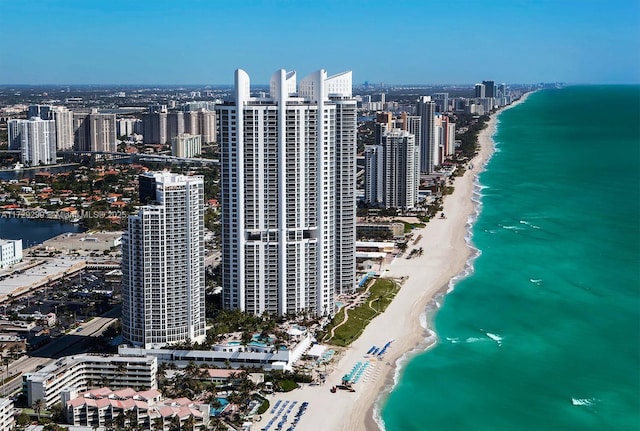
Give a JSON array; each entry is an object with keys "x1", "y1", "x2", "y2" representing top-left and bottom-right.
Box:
[
  {"x1": 416, "y1": 96, "x2": 437, "y2": 173},
  {"x1": 73, "y1": 109, "x2": 117, "y2": 152},
  {"x1": 52, "y1": 106, "x2": 74, "y2": 150},
  {"x1": 9, "y1": 118, "x2": 57, "y2": 166},
  {"x1": 365, "y1": 124, "x2": 420, "y2": 210},
  {"x1": 216, "y1": 68, "x2": 357, "y2": 317},
  {"x1": 121, "y1": 172, "x2": 206, "y2": 349}
]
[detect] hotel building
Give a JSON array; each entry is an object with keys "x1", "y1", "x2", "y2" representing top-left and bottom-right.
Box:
[
  {"x1": 22, "y1": 353, "x2": 157, "y2": 408},
  {"x1": 64, "y1": 387, "x2": 210, "y2": 430},
  {"x1": 121, "y1": 172, "x2": 206, "y2": 348},
  {"x1": 216, "y1": 68, "x2": 357, "y2": 317}
]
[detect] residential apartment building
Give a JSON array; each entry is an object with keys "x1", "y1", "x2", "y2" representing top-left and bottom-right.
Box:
[
  {"x1": 52, "y1": 106, "x2": 74, "y2": 150},
  {"x1": 64, "y1": 387, "x2": 210, "y2": 431},
  {"x1": 171, "y1": 133, "x2": 202, "y2": 158},
  {"x1": 0, "y1": 398, "x2": 14, "y2": 431},
  {"x1": 143, "y1": 109, "x2": 216, "y2": 145},
  {"x1": 216, "y1": 68, "x2": 357, "y2": 317},
  {"x1": 364, "y1": 129, "x2": 419, "y2": 209},
  {"x1": 73, "y1": 109, "x2": 117, "y2": 152},
  {"x1": 416, "y1": 96, "x2": 437, "y2": 173},
  {"x1": 121, "y1": 172, "x2": 206, "y2": 348},
  {"x1": 22, "y1": 353, "x2": 157, "y2": 408},
  {"x1": 11, "y1": 117, "x2": 57, "y2": 165}
]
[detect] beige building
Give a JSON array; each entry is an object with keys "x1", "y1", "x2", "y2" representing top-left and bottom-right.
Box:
[{"x1": 171, "y1": 133, "x2": 202, "y2": 158}]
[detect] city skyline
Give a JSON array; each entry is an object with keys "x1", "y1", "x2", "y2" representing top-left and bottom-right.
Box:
[{"x1": 1, "y1": 0, "x2": 638, "y2": 85}]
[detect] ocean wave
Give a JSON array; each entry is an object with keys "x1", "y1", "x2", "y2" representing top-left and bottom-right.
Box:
[
  {"x1": 374, "y1": 120, "x2": 498, "y2": 429},
  {"x1": 571, "y1": 398, "x2": 596, "y2": 406},
  {"x1": 501, "y1": 224, "x2": 525, "y2": 231},
  {"x1": 486, "y1": 332, "x2": 503, "y2": 346},
  {"x1": 519, "y1": 220, "x2": 541, "y2": 229},
  {"x1": 373, "y1": 327, "x2": 439, "y2": 431}
]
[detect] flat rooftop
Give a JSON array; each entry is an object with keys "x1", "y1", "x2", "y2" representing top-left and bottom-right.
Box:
[{"x1": 41, "y1": 231, "x2": 123, "y2": 252}]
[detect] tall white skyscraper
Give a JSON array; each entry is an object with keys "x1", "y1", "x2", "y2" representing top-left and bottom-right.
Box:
[
  {"x1": 13, "y1": 118, "x2": 57, "y2": 166},
  {"x1": 52, "y1": 106, "x2": 74, "y2": 150},
  {"x1": 364, "y1": 129, "x2": 419, "y2": 209},
  {"x1": 216, "y1": 68, "x2": 357, "y2": 317},
  {"x1": 121, "y1": 172, "x2": 206, "y2": 349},
  {"x1": 417, "y1": 96, "x2": 437, "y2": 173}
]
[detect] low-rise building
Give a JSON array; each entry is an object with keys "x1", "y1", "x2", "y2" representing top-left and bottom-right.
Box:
[
  {"x1": 118, "y1": 332, "x2": 314, "y2": 371},
  {"x1": 0, "y1": 239, "x2": 22, "y2": 269},
  {"x1": 356, "y1": 222, "x2": 405, "y2": 239},
  {"x1": 23, "y1": 353, "x2": 157, "y2": 408},
  {"x1": 63, "y1": 387, "x2": 210, "y2": 430}
]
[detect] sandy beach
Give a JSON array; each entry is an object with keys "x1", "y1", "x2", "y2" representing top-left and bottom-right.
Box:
[{"x1": 252, "y1": 94, "x2": 532, "y2": 431}]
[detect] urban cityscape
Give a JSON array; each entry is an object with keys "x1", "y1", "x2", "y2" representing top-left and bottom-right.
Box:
[
  {"x1": 0, "y1": 69, "x2": 531, "y2": 431},
  {"x1": 0, "y1": 1, "x2": 638, "y2": 431}
]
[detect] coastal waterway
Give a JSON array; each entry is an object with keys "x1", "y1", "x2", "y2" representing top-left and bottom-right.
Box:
[
  {"x1": 0, "y1": 218, "x2": 84, "y2": 247},
  {"x1": 0, "y1": 164, "x2": 79, "y2": 181}
]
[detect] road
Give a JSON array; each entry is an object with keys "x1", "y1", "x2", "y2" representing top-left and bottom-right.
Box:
[{"x1": 0, "y1": 306, "x2": 120, "y2": 397}]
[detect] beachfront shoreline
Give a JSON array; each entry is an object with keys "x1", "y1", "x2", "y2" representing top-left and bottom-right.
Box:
[{"x1": 251, "y1": 93, "x2": 534, "y2": 431}]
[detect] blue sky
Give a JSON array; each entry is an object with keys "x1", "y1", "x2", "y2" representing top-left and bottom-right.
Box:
[{"x1": 0, "y1": 0, "x2": 638, "y2": 85}]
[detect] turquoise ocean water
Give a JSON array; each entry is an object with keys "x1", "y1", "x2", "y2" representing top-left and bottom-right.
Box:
[{"x1": 380, "y1": 86, "x2": 640, "y2": 430}]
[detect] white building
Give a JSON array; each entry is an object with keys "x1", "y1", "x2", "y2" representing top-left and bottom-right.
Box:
[
  {"x1": 117, "y1": 118, "x2": 142, "y2": 137},
  {"x1": 364, "y1": 129, "x2": 419, "y2": 209},
  {"x1": 23, "y1": 353, "x2": 157, "y2": 408},
  {"x1": 64, "y1": 387, "x2": 210, "y2": 430},
  {"x1": 416, "y1": 96, "x2": 437, "y2": 173},
  {"x1": 171, "y1": 133, "x2": 202, "y2": 158},
  {"x1": 121, "y1": 172, "x2": 206, "y2": 348},
  {"x1": 0, "y1": 239, "x2": 22, "y2": 269},
  {"x1": 52, "y1": 106, "x2": 74, "y2": 150},
  {"x1": 216, "y1": 68, "x2": 357, "y2": 317},
  {"x1": 0, "y1": 398, "x2": 14, "y2": 431},
  {"x1": 11, "y1": 117, "x2": 57, "y2": 166}
]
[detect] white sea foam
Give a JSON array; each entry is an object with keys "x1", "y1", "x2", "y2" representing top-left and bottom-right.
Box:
[
  {"x1": 486, "y1": 332, "x2": 503, "y2": 346},
  {"x1": 465, "y1": 337, "x2": 484, "y2": 343},
  {"x1": 501, "y1": 225, "x2": 525, "y2": 231},
  {"x1": 519, "y1": 220, "x2": 541, "y2": 229},
  {"x1": 571, "y1": 398, "x2": 595, "y2": 406},
  {"x1": 446, "y1": 337, "x2": 460, "y2": 344},
  {"x1": 529, "y1": 278, "x2": 543, "y2": 285},
  {"x1": 374, "y1": 109, "x2": 507, "y2": 430}
]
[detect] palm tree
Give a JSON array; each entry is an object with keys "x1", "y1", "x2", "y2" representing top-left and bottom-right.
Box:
[
  {"x1": 152, "y1": 417, "x2": 164, "y2": 431},
  {"x1": 33, "y1": 398, "x2": 44, "y2": 422},
  {"x1": 183, "y1": 414, "x2": 196, "y2": 431},
  {"x1": 168, "y1": 415, "x2": 180, "y2": 431}
]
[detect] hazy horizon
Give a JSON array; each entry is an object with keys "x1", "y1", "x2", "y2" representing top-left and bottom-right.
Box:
[{"x1": 1, "y1": 1, "x2": 638, "y2": 85}]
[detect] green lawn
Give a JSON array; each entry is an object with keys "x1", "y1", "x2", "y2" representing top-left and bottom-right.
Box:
[{"x1": 326, "y1": 278, "x2": 399, "y2": 347}]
